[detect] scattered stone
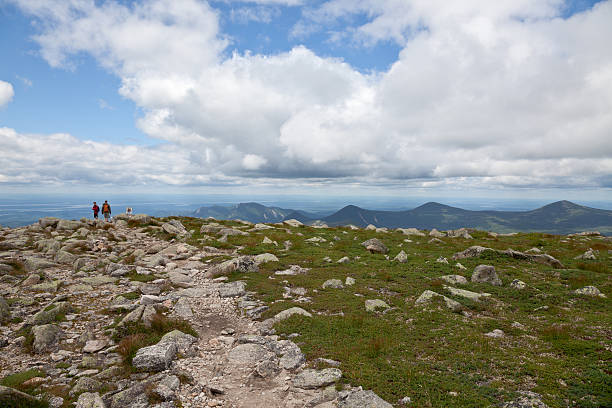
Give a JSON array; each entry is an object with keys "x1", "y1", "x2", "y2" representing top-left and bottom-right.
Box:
[
  {"x1": 396, "y1": 228, "x2": 425, "y2": 236},
  {"x1": 574, "y1": 286, "x2": 606, "y2": 298},
  {"x1": 254, "y1": 253, "x2": 278, "y2": 263},
  {"x1": 168, "y1": 270, "x2": 193, "y2": 288},
  {"x1": 510, "y1": 279, "x2": 526, "y2": 290},
  {"x1": 24, "y1": 256, "x2": 57, "y2": 271},
  {"x1": 283, "y1": 219, "x2": 303, "y2": 227},
  {"x1": 446, "y1": 228, "x2": 473, "y2": 239},
  {"x1": 219, "y1": 281, "x2": 247, "y2": 298},
  {"x1": 415, "y1": 290, "x2": 462, "y2": 312},
  {"x1": 337, "y1": 256, "x2": 350, "y2": 264},
  {"x1": 393, "y1": 250, "x2": 408, "y2": 263},
  {"x1": 70, "y1": 377, "x2": 103, "y2": 397},
  {"x1": 574, "y1": 249, "x2": 596, "y2": 260},
  {"x1": 274, "y1": 307, "x2": 312, "y2": 322},
  {"x1": 322, "y1": 279, "x2": 344, "y2": 289},
  {"x1": 361, "y1": 238, "x2": 389, "y2": 254},
  {"x1": 445, "y1": 286, "x2": 490, "y2": 301},
  {"x1": 293, "y1": 368, "x2": 342, "y2": 389},
  {"x1": 338, "y1": 389, "x2": 393, "y2": 408},
  {"x1": 345, "y1": 276, "x2": 356, "y2": 286},
  {"x1": 132, "y1": 342, "x2": 178, "y2": 372},
  {"x1": 429, "y1": 229, "x2": 446, "y2": 238},
  {"x1": 83, "y1": 339, "x2": 108, "y2": 353},
  {"x1": 472, "y1": 265, "x2": 502, "y2": 286},
  {"x1": 32, "y1": 324, "x2": 62, "y2": 353},
  {"x1": 453, "y1": 246, "x2": 565, "y2": 269},
  {"x1": 228, "y1": 343, "x2": 274, "y2": 365},
  {"x1": 436, "y1": 256, "x2": 449, "y2": 264},
  {"x1": 0, "y1": 296, "x2": 9, "y2": 323},
  {"x1": 440, "y1": 275, "x2": 468, "y2": 285},
  {"x1": 0, "y1": 385, "x2": 41, "y2": 406},
  {"x1": 275, "y1": 265, "x2": 309, "y2": 276},
  {"x1": 485, "y1": 329, "x2": 505, "y2": 338},
  {"x1": 365, "y1": 299, "x2": 390, "y2": 312}
]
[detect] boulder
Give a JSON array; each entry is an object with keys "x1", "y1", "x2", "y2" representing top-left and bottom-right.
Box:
[
  {"x1": 274, "y1": 265, "x2": 309, "y2": 276},
  {"x1": 168, "y1": 270, "x2": 193, "y2": 288},
  {"x1": 161, "y1": 220, "x2": 189, "y2": 237},
  {"x1": 24, "y1": 256, "x2": 57, "y2": 271},
  {"x1": 83, "y1": 339, "x2": 108, "y2": 353},
  {"x1": 69, "y1": 377, "x2": 103, "y2": 397},
  {"x1": 0, "y1": 296, "x2": 9, "y2": 323},
  {"x1": 206, "y1": 256, "x2": 258, "y2": 278},
  {"x1": 254, "y1": 253, "x2": 278, "y2": 264},
  {"x1": 361, "y1": 238, "x2": 388, "y2": 254},
  {"x1": 322, "y1": 279, "x2": 344, "y2": 289},
  {"x1": 393, "y1": 250, "x2": 408, "y2": 263},
  {"x1": 485, "y1": 329, "x2": 505, "y2": 338},
  {"x1": 365, "y1": 299, "x2": 390, "y2": 312},
  {"x1": 283, "y1": 219, "x2": 303, "y2": 227},
  {"x1": 39, "y1": 217, "x2": 60, "y2": 228},
  {"x1": 274, "y1": 307, "x2": 312, "y2": 322},
  {"x1": 337, "y1": 389, "x2": 393, "y2": 408},
  {"x1": 472, "y1": 265, "x2": 502, "y2": 286},
  {"x1": 574, "y1": 249, "x2": 596, "y2": 260},
  {"x1": 219, "y1": 281, "x2": 247, "y2": 298},
  {"x1": 446, "y1": 228, "x2": 473, "y2": 239},
  {"x1": 440, "y1": 275, "x2": 468, "y2": 285},
  {"x1": 56, "y1": 219, "x2": 84, "y2": 230},
  {"x1": 75, "y1": 392, "x2": 106, "y2": 408},
  {"x1": 32, "y1": 324, "x2": 62, "y2": 353},
  {"x1": 159, "y1": 330, "x2": 197, "y2": 353},
  {"x1": 396, "y1": 228, "x2": 425, "y2": 237},
  {"x1": 293, "y1": 368, "x2": 342, "y2": 389},
  {"x1": 510, "y1": 279, "x2": 526, "y2": 290},
  {"x1": 574, "y1": 286, "x2": 606, "y2": 298},
  {"x1": 453, "y1": 246, "x2": 565, "y2": 269},
  {"x1": 132, "y1": 342, "x2": 178, "y2": 372},
  {"x1": 444, "y1": 286, "x2": 490, "y2": 301},
  {"x1": 31, "y1": 301, "x2": 71, "y2": 325},
  {"x1": 429, "y1": 229, "x2": 446, "y2": 238},
  {"x1": 345, "y1": 276, "x2": 356, "y2": 286},
  {"x1": 0, "y1": 385, "x2": 41, "y2": 406},
  {"x1": 415, "y1": 290, "x2": 462, "y2": 312},
  {"x1": 228, "y1": 343, "x2": 274, "y2": 365}
]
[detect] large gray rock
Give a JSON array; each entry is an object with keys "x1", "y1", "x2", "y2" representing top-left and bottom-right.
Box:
[
  {"x1": 293, "y1": 368, "x2": 342, "y2": 389},
  {"x1": 24, "y1": 256, "x2": 57, "y2": 271},
  {"x1": 415, "y1": 290, "x2": 462, "y2": 312},
  {"x1": 75, "y1": 392, "x2": 106, "y2": 408},
  {"x1": 254, "y1": 253, "x2": 279, "y2": 264},
  {"x1": 39, "y1": 217, "x2": 60, "y2": 228},
  {"x1": 161, "y1": 220, "x2": 189, "y2": 237},
  {"x1": 31, "y1": 301, "x2": 71, "y2": 325},
  {"x1": 70, "y1": 377, "x2": 103, "y2": 397},
  {"x1": 159, "y1": 330, "x2": 197, "y2": 353},
  {"x1": 361, "y1": 238, "x2": 388, "y2": 254},
  {"x1": 453, "y1": 246, "x2": 565, "y2": 269},
  {"x1": 109, "y1": 383, "x2": 147, "y2": 408},
  {"x1": 0, "y1": 385, "x2": 41, "y2": 406},
  {"x1": 337, "y1": 389, "x2": 393, "y2": 408},
  {"x1": 132, "y1": 342, "x2": 178, "y2": 372},
  {"x1": 322, "y1": 279, "x2": 344, "y2": 289},
  {"x1": 440, "y1": 275, "x2": 468, "y2": 285},
  {"x1": 32, "y1": 323, "x2": 62, "y2": 353},
  {"x1": 283, "y1": 219, "x2": 303, "y2": 227},
  {"x1": 574, "y1": 249, "x2": 596, "y2": 260},
  {"x1": 472, "y1": 265, "x2": 502, "y2": 286},
  {"x1": 574, "y1": 286, "x2": 606, "y2": 298},
  {"x1": 227, "y1": 343, "x2": 274, "y2": 365},
  {"x1": 365, "y1": 299, "x2": 390, "y2": 312},
  {"x1": 55, "y1": 250, "x2": 77, "y2": 264},
  {"x1": 57, "y1": 219, "x2": 84, "y2": 230},
  {"x1": 274, "y1": 307, "x2": 312, "y2": 322},
  {"x1": 219, "y1": 281, "x2": 247, "y2": 297},
  {"x1": 429, "y1": 228, "x2": 446, "y2": 238},
  {"x1": 0, "y1": 296, "x2": 9, "y2": 323},
  {"x1": 445, "y1": 286, "x2": 490, "y2": 301},
  {"x1": 396, "y1": 228, "x2": 425, "y2": 236},
  {"x1": 168, "y1": 270, "x2": 193, "y2": 288},
  {"x1": 446, "y1": 228, "x2": 473, "y2": 239},
  {"x1": 172, "y1": 297, "x2": 193, "y2": 319},
  {"x1": 393, "y1": 250, "x2": 408, "y2": 263},
  {"x1": 206, "y1": 256, "x2": 258, "y2": 278}
]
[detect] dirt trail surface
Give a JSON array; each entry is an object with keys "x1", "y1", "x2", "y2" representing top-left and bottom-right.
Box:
[{"x1": 0, "y1": 216, "x2": 383, "y2": 408}]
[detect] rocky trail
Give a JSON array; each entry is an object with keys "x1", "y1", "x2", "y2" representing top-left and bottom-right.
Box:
[{"x1": 0, "y1": 215, "x2": 390, "y2": 408}]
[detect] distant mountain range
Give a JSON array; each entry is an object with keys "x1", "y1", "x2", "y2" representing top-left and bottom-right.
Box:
[{"x1": 193, "y1": 200, "x2": 612, "y2": 235}]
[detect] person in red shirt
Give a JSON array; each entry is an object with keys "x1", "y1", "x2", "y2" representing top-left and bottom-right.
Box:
[{"x1": 92, "y1": 202, "x2": 100, "y2": 219}]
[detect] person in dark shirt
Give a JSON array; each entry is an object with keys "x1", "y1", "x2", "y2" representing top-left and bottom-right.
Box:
[{"x1": 92, "y1": 202, "x2": 100, "y2": 219}]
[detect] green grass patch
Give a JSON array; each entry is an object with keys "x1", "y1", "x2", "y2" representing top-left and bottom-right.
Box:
[{"x1": 126, "y1": 272, "x2": 156, "y2": 283}]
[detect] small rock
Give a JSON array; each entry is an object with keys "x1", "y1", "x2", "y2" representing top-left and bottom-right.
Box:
[
  {"x1": 345, "y1": 276, "x2": 356, "y2": 286},
  {"x1": 472, "y1": 265, "x2": 502, "y2": 286},
  {"x1": 510, "y1": 279, "x2": 526, "y2": 290},
  {"x1": 574, "y1": 286, "x2": 606, "y2": 298},
  {"x1": 393, "y1": 250, "x2": 408, "y2": 263},
  {"x1": 293, "y1": 368, "x2": 342, "y2": 389},
  {"x1": 485, "y1": 329, "x2": 504, "y2": 338},
  {"x1": 132, "y1": 342, "x2": 178, "y2": 372},
  {"x1": 322, "y1": 279, "x2": 344, "y2": 289},
  {"x1": 83, "y1": 339, "x2": 108, "y2": 353},
  {"x1": 365, "y1": 299, "x2": 390, "y2": 312}
]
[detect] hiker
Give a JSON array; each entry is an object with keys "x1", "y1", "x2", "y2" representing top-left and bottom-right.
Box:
[
  {"x1": 92, "y1": 202, "x2": 100, "y2": 219},
  {"x1": 101, "y1": 200, "x2": 112, "y2": 222},
  {"x1": 126, "y1": 207, "x2": 133, "y2": 216}
]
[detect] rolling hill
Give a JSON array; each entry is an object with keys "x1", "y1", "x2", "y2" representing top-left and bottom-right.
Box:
[{"x1": 193, "y1": 200, "x2": 612, "y2": 235}]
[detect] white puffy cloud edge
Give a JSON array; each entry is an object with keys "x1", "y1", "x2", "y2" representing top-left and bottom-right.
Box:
[
  {"x1": 2, "y1": 0, "x2": 612, "y2": 192},
  {"x1": 0, "y1": 80, "x2": 14, "y2": 109}
]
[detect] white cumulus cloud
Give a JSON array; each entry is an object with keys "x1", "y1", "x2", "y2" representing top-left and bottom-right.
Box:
[
  {"x1": 6, "y1": 0, "x2": 612, "y2": 192},
  {"x1": 0, "y1": 81, "x2": 14, "y2": 108}
]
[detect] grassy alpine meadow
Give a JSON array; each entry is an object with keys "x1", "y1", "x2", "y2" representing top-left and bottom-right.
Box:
[{"x1": 180, "y1": 217, "x2": 611, "y2": 407}]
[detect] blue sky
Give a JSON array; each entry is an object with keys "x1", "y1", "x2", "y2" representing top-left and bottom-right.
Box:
[{"x1": 0, "y1": 0, "x2": 610, "y2": 201}]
